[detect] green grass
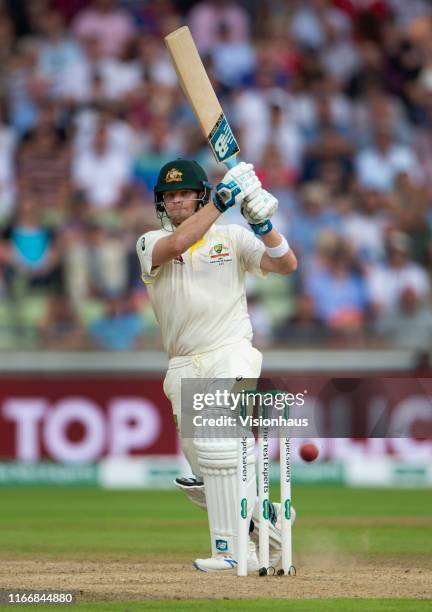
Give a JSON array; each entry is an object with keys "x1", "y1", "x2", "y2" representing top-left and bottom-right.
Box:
[
  {"x1": 0, "y1": 486, "x2": 431, "y2": 610},
  {"x1": 0, "y1": 488, "x2": 208, "y2": 556},
  {"x1": 0, "y1": 487, "x2": 430, "y2": 558},
  {"x1": 294, "y1": 486, "x2": 432, "y2": 518}
]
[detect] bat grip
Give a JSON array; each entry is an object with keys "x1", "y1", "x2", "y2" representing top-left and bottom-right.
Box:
[{"x1": 224, "y1": 156, "x2": 238, "y2": 169}]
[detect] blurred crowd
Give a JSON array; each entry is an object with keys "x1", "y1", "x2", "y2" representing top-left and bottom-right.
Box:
[{"x1": 0, "y1": 0, "x2": 432, "y2": 351}]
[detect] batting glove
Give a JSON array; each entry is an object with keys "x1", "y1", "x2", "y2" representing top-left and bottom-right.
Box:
[
  {"x1": 213, "y1": 162, "x2": 261, "y2": 213},
  {"x1": 241, "y1": 189, "x2": 278, "y2": 224}
]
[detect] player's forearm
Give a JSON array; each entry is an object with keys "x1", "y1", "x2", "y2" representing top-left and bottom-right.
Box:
[
  {"x1": 261, "y1": 229, "x2": 298, "y2": 274},
  {"x1": 173, "y1": 201, "x2": 221, "y2": 253},
  {"x1": 261, "y1": 229, "x2": 285, "y2": 248},
  {"x1": 242, "y1": 186, "x2": 297, "y2": 274}
]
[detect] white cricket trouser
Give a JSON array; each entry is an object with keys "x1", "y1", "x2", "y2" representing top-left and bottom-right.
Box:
[{"x1": 163, "y1": 339, "x2": 263, "y2": 476}]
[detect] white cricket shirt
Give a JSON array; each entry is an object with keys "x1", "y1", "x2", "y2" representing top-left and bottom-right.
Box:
[{"x1": 136, "y1": 223, "x2": 266, "y2": 357}]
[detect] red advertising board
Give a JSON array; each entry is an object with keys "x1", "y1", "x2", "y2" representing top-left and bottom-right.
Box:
[
  {"x1": 0, "y1": 377, "x2": 177, "y2": 462},
  {"x1": 0, "y1": 375, "x2": 431, "y2": 463}
]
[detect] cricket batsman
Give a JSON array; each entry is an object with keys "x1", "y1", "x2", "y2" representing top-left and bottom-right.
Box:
[{"x1": 136, "y1": 159, "x2": 297, "y2": 572}]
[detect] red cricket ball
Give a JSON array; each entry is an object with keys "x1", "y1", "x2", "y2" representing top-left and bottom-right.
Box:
[{"x1": 299, "y1": 442, "x2": 319, "y2": 462}]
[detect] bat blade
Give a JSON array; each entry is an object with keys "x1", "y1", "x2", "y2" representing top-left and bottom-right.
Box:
[{"x1": 165, "y1": 26, "x2": 239, "y2": 167}]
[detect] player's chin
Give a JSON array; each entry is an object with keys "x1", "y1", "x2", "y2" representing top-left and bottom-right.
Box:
[{"x1": 170, "y1": 212, "x2": 194, "y2": 225}]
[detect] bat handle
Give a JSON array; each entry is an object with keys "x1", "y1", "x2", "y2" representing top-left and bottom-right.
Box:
[{"x1": 224, "y1": 156, "x2": 238, "y2": 169}]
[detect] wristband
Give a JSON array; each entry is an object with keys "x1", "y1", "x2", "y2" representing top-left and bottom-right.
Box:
[
  {"x1": 249, "y1": 220, "x2": 273, "y2": 235},
  {"x1": 265, "y1": 236, "x2": 290, "y2": 258},
  {"x1": 212, "y1": 193, "x2": 227, "y2": 213}
]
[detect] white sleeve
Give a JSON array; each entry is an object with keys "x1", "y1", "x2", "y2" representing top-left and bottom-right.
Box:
[
  {"x1": 408, "y1": 266, "x2": 430, "y2": 298},
  {"x1": 233, "y1": 225, "x2": 267, "y2": 279},
  {"x1": 136, "y1": 231, "x2": 164, "y2": 283},
  {"x1": 367, "y1": 267, "x2": 386, "y2": 306},
  {"x1": 72, "y1": 153, "x2": 89, "y2": 188}
]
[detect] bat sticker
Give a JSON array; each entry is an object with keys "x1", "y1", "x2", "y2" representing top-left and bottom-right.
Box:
[{"x1": 208, "y1": 114, "x2": 240, "y2": 163}]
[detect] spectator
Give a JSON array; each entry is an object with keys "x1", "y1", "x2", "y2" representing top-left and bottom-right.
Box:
[
  {"x1": 316, "y1": 159, "x2": 349, "y2": 196},
  {"x1": 304, "y1": 237, "x2": 367, "y2": 334},
  {"x1": 138, "y1": 0, "x2": 182, "y2": 38},
  {"x1": 63, "y1": 221, "x2": 129, "y2": 303},
  {"x1": 17, "y1": 116, "x2": 71, "y2": 217},
  {"x1": 0, "y1": 105, "x2": 17, "y2": 161},
  {"x1": 51, "y1": 0, "x2": 90, "y2": 24},
  {"x1": 59, "y1": 35, "x2": 141, "y2": 103},
  {"x1": 256, "y1": 142, "x2": 297, "y2": 191},
  {"x1": 73, "y1": 106, "x2": 140, "y2": 159},
  {"x1": 346, "y1": 42, "x2": 385, "y2": 99},
  {"x1": 210, "y1": 21, "x2": 256, "y2": 89},
  {"x1": 340, "y1": 188, "x2": 390, "y2": 264},
  {"x1": 254, "y1": 33, "x2": 302, "y2": 83},
  {"x1": 36, "y1": 9, "x2": 82, "y2": 98},
  {"x1": 268, "y1": 95, "x2": 304, "y2": 173},
  {"x1": 0, "y1": 11, "x2": 15, "y2": 65},
  {"x1": 290, "y1": 0, "x2": 351, "y2": 51},
  {"x1": 72, "y1": 0, "x2": 136, "y2": 58},
  {"x1": 275, "y1": 293, "x2": 327, "y2": 346},
  {"x1": 0, "y1": 106, "x2": 16, "y2": 222},
  {"x1": 321, "y1": 15, "x2": 359, "y2": 84},
  {"x1": 374, "y1": 286, "x2": 432, "y2": 349},
  {"x1": 0, "y1": 0, "x2": 430, "y2": 352},
  {"x1": 189, "y1": 0, "x2": 250, "y2": 54},
  {"x1": 234, "y1": 82, "x2": 291, "y2": 165},
  {"x1": 289, "y1": 182, "x2": 339, "y2": 267},
  {"x1": 38, "y1": 293, "x2": 84, "y2": 349},
  {"x1": 85, "y1": 222, "x2": 129, "y2": 297},
  {"x1": 4, "y1": 38, "x2": 44, "y2": 135},
  {"x1": 356, "y1": 124, "x2": 419, "y2": 191},
  {"x1": 301, "y1": 89, "x2": 353, "y2": 143},
  {"x1": 0, "y1": 151, "x2": 15, "y2": 223},
  {"x1": 239, "y1": 91, "x2": 303, "y2": 171},
  {"x1": 301, "y1": 94, "x2": 354, "y2": 181},
  {"x1": 391, "y1": 172, "x2": 431, "y2": 266},
  {"x1": 383, "y1": 31, "x2": 424, "y2": 103},
  {"x1": 367, "y1": 231, "x2": 430, "y2": 315},
  {"x1": 0, "y1": 195, "x2": 62, "y2": 290},
  {"x1": 352, "y1": 87, "x2": 411, "y2": 147},
  {"x1": 88, "y1": 292, "x2": 145, "y2": 351},
  {"x1": 388, "y1": 0, "x2": 432, "y2": 29},
  {"x1": 135, "y1": 34, "x2": 177, "y2": 88},
  {"x1": 133, "y1": 115, "x2": 182, "y2": 192},
  {"x1": 57, "y1": 35, "x2": 106, "y2": 103},
  {"x1": 72, "y1": 124, "x2": 131, "y2": 211}
]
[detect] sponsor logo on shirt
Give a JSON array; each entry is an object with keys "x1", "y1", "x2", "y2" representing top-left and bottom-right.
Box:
[{"x1": 209, "y1": 243, "x2": 232, "y2": 265}]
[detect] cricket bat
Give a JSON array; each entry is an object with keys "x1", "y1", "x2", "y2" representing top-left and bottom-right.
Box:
[{"x1": 165, "y1": 26, "x2": 239, "y2": 168}]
